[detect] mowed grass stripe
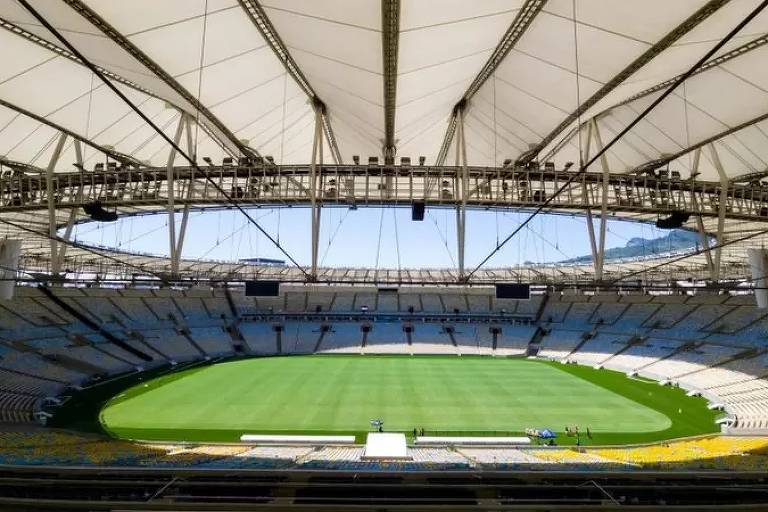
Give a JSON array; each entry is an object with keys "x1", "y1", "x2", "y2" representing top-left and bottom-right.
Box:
[{"x1": 100, "y1": 355, "x2": 718, "y2": 444}]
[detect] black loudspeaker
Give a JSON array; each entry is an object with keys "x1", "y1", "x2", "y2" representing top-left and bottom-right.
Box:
[
  {"x1": 495, "y1": 283, "x2": 531, "y2": 300},
  {"x1": 655, "y1": 211, "x2": 690, "y2": 229},
  {"x1": 82, "y1": 201, "x2": 118, "y2": 222},
  {"x1": 244, "y1": 280, "x2": 280, "y2": 296},
  {"x1": 411, "y1": 201, "x2": 425, "y2": 221}
]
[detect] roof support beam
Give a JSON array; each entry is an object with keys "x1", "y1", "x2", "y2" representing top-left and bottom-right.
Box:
[
  {"x1": 309, "y1": 106, "x2": 324, "y2": 280},
  {"x1": 594, "y1": 120, "x2": 610, "y2": 281},
  {"x1": 16, "y1": 0, "x2": 310, "y2": 279},
  {"x1": 52, "y1": 142, "x2": 84, "y2": 272},
  {"x1": 54, "y1": 207, "x2": 78, "y2": 275},
  {"x1": 46, "y1": 132, "x2": 67, "y2": 275},
  {"x1": 381, "y1": 0, "x2": 400, "y2": 163},
  {"x1": 0, "y1": 98, "x2": 139, "y2": 167},
  {"x1": 455, "y1": 108, "x2": 468, "y2": 281},
  {"x1": 542, "y1": 33, "x2": 768, "y2": 165},
  {"x1": 436, "y1": 0, "x2": 547, "y2": 165},
  {"x1": 690, "y1": 149, "x2": 716, "y2": 277},
  {"x1": 730, "y1": 166, "x2": 768, "y2": 184},
  {"x1": 61, "y1": 0, "x2": 254, "y2": 159},
  {"x1": 464, "y1": 0, "x2": 768, "y2": 281},
  {"x1": 0, "y1": 16, "x2": 152, "y2": 97},
  {"x1": 521, "y1": 0, "x2": 730, "y2": 163},
  {"x1": 581, "y1": 119, "x2": 609, "y2": 280},
  {"x1": 0, "y1": 17, "x2": 234, "y2": 159},
  {"x1": 237, "y1": 0, "x2": 342, "y2": 164},
  {"x1": 710, "y1": 143, "x2": 729, "y2": 281},
  {"x1": 612, "y1": 33, "x2": 768, "y2": 113},
  {"x1": 172, "y1": 115, "x2": 195, "y2": 273},
  {"x1": 167, "y1": 114, "x2": 186, "y2": 276},
  {"x1": 0, "y1": 156, "x2": 44, "y2": 174},
  {"x1": 635, "y1": 110, "x2": 768, "y2": 173}
]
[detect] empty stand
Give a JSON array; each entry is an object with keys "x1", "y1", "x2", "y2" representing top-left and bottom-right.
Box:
[{"x1": 2, "y1": 286, "x2": 768, "y2": 431}]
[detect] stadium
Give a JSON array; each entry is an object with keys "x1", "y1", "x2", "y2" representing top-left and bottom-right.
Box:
[{"x1": 3, "y1": 0, "x2": 768, "y2": 509}]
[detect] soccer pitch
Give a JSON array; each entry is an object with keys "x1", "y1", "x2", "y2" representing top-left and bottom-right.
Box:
[{"x1": 100, "y1": 356, "x2": 719, "y2": 444}]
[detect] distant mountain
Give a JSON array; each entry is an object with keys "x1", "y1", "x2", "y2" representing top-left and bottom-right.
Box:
[{"x1": 558, "y1": 229, "x2": 701, "y2": 264}]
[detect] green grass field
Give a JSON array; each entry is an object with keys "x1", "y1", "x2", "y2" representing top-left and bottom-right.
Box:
[{"x1": 98, "y1": 355, "x2": 719, "y2": 445}]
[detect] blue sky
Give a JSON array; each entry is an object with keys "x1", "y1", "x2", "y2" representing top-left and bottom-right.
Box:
[{"x1": 70, "y1": 207, "x2": 669, "y2": 269}]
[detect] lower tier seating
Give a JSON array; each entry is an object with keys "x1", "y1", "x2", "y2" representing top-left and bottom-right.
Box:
[{"x1": 2, "y1": 287, "x2": 768, "y2": 432}]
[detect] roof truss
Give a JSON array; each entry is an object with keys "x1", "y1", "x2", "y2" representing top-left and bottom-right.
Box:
[
  {"x1": 0, "y1": 97, "x2": 140, "y2": 166},
  {"x1": 435, "y1": 0, "x2": 547, "y2": 165},
  {"x1": 61, "y1": 0, "x2": 256, "y2": 159},
  {"x1": 541, "y1": 32, "x2": 768, "y2": 165},
  {"x1": 237, "y1": 0, "x2": 343, "y2": 164},
  {"x1": 382, "y1": 0, "x2": 400, "y2": 161},
  {"x1": 520, "y1": 0, "x2": 731, "y2": 163},
  {"x1": 0, "y1": 16, "x2": 233, "y2": 159},
  {"x1": 634, "y1": 110, "x2": 768, "y2": 173},
  {"x1": 0, "y1": 156, "x2": 44, "y2": 173}
]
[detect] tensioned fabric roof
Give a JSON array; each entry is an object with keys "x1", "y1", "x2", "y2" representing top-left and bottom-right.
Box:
[
  {"x1": 0, "y1": 0, "x2": 767, "y2": 181},
  {"x1": 1, "y1": 0, "x2": 768, "y2": 284}
]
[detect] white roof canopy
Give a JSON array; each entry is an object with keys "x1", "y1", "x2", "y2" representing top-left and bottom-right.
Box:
[{"x1": 0, "y1": 0, "x2": 763, "y2": 178}]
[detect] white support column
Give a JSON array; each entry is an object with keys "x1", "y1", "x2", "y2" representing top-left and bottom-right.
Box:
[
  {"x1": 170, "y1": 114, "x2": 197, "y2": 275},
  {"x1": 173, "y1": 183, "x2": 193, "y2": 274},
  {"x1": 748, "y1": 248, "x2": 768, "y2": 308},
  {"x1": 175, "y1": 206, "x2": 190, "y2": 273},
  {"x1": 0, "y1": 239, "x2": 21, "y2": 300},
  {"x1": 592, "y1": 119, "x2": 610, "y2": 281},
  {"x1": 73, "y1": 138, "x2": 84, "y2": 169},
  {"x1": 581, "y1": 121, "x2": 599, "y2": 272},
  {"x1": 456, "y1": 108, "x2": 468, "y2": 281},
  {"x1": 167, "y1": 114, "x2": 186, "y2": 276},
  {"x1": 309, "y1": 107, "x2": 323, "y2": 280},
  {"x1": 53, "y1": 208, "x2": 77, "y2": 274},
  {"x1": 581, "y1": 119, "x2": 593, "y2": 169},
  {"x1": 585, "y1": 209, "x2": 599, "y2": 267},
  {"x1": 184, "y1": 114, "x2": 195, "y2": 162},
  {"x1": 47, "y1": 132, "x2": 68, "y2": 275},
  {"x1": 54, "y1": 140, "x2": 84, "y2": 273},
  {"x1": 709, "y1": 143, "x2": 728, "y2": 281},
  {"x1": 689, "y1": 149, "x2": 715, "y2": 277}
]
